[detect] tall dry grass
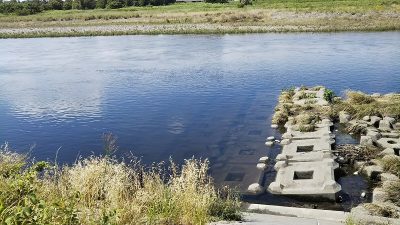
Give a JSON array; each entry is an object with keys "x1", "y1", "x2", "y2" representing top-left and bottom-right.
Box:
[{"x1": 0, "y1": 144, "x2": 241, "y2": 225}]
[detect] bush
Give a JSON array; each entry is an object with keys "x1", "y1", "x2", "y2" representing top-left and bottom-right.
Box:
[
  {"x1": 323, "y1": 89, "x2": 335, "y2": 103},
  {"x1": 49, "y1": 0, "x2": 63, "y2": 10},
  {"x1": 0, "y1": 144, "x2": 241, "y2": 224}
]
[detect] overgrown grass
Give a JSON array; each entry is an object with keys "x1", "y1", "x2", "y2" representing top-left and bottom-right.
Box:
[
  {"x1": 0, "y1": 0, "x2": 400, "y2": 37},
  {"x1": 334, "y1": 91, "x2": 400, "y2": 119},
  {"x1": 363, "y1": 203, "x2": 400, "y2": 218},
  {"x1": 0, "y1": 144, "x2": 241, "y2": 224}
]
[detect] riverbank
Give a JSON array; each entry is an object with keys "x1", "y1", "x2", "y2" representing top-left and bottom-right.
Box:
[
  {"x1": 1, "y1": 0, "x2": 400, "y2": 38},
  {"x1": 0, "y1": 143, "x2": 241, "y2": 224}
]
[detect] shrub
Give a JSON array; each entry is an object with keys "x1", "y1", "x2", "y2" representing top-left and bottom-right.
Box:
[
  {"x1": 0, "y1": 145, "x2": 241, "y2": 225},
  {"x1": 323, "y1": 89, "x2": 335, "y2": 103}
]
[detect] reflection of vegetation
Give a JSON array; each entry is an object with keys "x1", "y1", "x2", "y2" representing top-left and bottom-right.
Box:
[
  {"x1": 0, "y1": 144, "x2": 241, "y2": 224},
  {"x1": 333, "y1": 91, "x2": 400, "y2": 119}
]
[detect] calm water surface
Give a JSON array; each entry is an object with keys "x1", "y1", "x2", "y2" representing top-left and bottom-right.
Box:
[{"x1": 1, "y1": 33, "x2": 400, "y2": 208}]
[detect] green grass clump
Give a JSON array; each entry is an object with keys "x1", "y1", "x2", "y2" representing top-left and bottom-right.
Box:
[
  {"x1": 0, "y1": 144, "x2": 241, "y2": 225},
  {"x1": 298, "y1": 92, "x2": 317, "y2": 100}
]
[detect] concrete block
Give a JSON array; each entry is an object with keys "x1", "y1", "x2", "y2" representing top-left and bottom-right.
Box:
[
  {"x1": 259, "y1": 156, "x2": 269, "y2": 163},
  {"x1": 379, "y1": 119, "x2": 393, "y2": 131},
  {"x1": 360, "y1": 136, "x2": 374, "y2": 148},
  {"x1": 376, "y1": 138, "x2": 400, "y2": 149},
  {"x1": 265, "y1": 141, "x2": 274, "y2": 147},
  {"x1": 339, "y1": 111, "x2": 351, "y2": 123},
  {"x1": 267, "y1": 159, "x2": 341, "y2": 200},
  {"x1": 379, "y1": 173, "x2": 399, "y2": 182},
  {"x1": 372, "y1": 188, "x2": 387, "y2": 203},
  {"x1": 362, "y1": 165, "x2": 383, "y2": 180},
  {"x1": 247, "y1": 183, "x2": 264, "y2": 195},
  {"x1": 369, "y1": 116, "x2": 382, "y2": 126},
  {"x1": 256, "y1": 163, "x2": 267, "y2": 170}
]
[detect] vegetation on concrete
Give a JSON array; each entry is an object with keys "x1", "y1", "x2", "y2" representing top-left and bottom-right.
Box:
[
  {"x1": 0, "y1": 142, "x2": 241, "y2": 225},
  {"x1": 364, "y1": 203, "x2": 400, "y2": 218},
  {"x1": 0, "y1": 0, "x2": 399, "y2": 37},
  {"x1": 333, "y1": 91, "x2": 400, "y2": 120}
]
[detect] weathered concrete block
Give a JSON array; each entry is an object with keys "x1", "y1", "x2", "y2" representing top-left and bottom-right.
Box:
[
  {"x1": 376, "y1": 138, "x2": 400, "y2": 149},
  {"x1": 259, "y1": 156, "x2": 269, "y2": 163},
  {"x1": 247, "y1": 183, "x2": 264, "y2": 195},
  {"x1": 266, "y1": 136, "x2": 275, "y2": 141},
  {"x1": 379, "y1": 148, "x2": 397, "y2": 156},
  {"x1": 360, "y1": 136, "x2": 374, "y2": 148},
  {"x1": 372, "y1": 188, "x2": 387, "y2": 203},
  {"x1": 369, "y1": 116, "x2": 382, "y2": 126},
  {"x1": 339, "y1": 111, "x2": 351, "y2": 123},
  {"x1": 363, "y1": 116, "x2": 370, "y2": 121},
  {"x1": 362, "y1": 165, "x2": 383, "y2": 180},
  {"x1": 381, "y1": 132, "x2": 400, "y2": 139},
  {"x1": 265, "y1": 141, "x2": 274, "y2": 147},
  {"x1": 280, "y1": 139, "x2": 291, "y2": 145},
  {"x1": 379, "y1": 173, "x2": 399, "y2": 182},
  {"x1": 268, "y1": 159, "x2": 341, "y2": 200},
  {"x1": 379, "y1": 119, "x2": 393, "y2": 131},
  {"x1": 371, "y1": 93, "x2": 381, "y2": 97},
  {"x1": 256, "y1": 163, "x2": 267, "y2": 170},
  {"x1": 384, "y1": 116, "x2": 396, "y2": 124}
]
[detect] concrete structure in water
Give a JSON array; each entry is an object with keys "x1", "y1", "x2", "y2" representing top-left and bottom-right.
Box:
[{"x1": 267, "y1": 87, "x2": 341, "y2": 200}]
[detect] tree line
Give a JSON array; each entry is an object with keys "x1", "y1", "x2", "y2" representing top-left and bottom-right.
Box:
[{"x1": 0, "y1": 0, "x2": 176, "y2": 15}]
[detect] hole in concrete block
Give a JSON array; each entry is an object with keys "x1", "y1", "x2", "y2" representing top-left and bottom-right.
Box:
[
  {"x1": 297, "y1": 145, "x2": 314, "y2": 152},
  {"x1": 225, "y1": 172, "x2": 245, "y2": 182},
  {"x1": 293, "y1": 171, "x2": 314, "y2": 180},
  {"x1": 387, "y1": 140, "x2": 396, "y2": 144},
  {"x1": 394, "y1": 148, "x2": 400, "y2": 156}
]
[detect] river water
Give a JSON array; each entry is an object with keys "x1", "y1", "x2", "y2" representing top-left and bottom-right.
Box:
[{"x1": 1, "y1": 32, "x2": 399, "y2": 210}]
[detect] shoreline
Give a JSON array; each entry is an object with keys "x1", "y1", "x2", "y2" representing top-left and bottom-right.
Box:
[
  {"x1": 1, "y1": 23, "x2": 400, "y2": 39},
  {"x1": 1, "y1": 6, "x2": 399, "y2": 38}
]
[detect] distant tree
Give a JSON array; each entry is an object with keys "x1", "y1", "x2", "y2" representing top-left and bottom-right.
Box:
[
  {"x1": 82, "y1": 0, "x2": 96, "y2": 9},
  {"x1": 106, "y1": 0, "x2": 124, "y2": 8},
  {"x1": 96, "y1": 0, "x2": 107, "y2": 8},
  {"x1": 63, "y1": 0, "x2": 72, "y2": 9},
  {"x1": 49, "y1": 0, "x2": 63, "y2": 9},
  {"x1": 71, "y1": 0, "x2": 81, "y2": 9}
]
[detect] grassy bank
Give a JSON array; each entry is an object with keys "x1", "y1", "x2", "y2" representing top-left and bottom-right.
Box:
[
  {"x1": 1, "y1": 0, "x2": 400, "y2": 38},
  {"x1": 0, "y1": 143, "x2": 241, "y2": 224}
]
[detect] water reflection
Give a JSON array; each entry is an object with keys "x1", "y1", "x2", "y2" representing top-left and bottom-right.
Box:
[{"x1": 0, "y1": 33, "x2": 399, "y2": 193}]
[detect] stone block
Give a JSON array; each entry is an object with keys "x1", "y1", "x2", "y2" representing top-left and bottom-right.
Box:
[
  {"x1": 247, "y1": 183, "x2": 264, "y2": 195},
  {"x1": 339, "y1": 111, "x2": 351, "y2": 123}
]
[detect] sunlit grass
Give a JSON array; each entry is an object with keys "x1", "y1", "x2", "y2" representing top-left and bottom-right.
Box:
[{"x1": 0, "y1": 143, "x2": 241, "y2": 224}]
